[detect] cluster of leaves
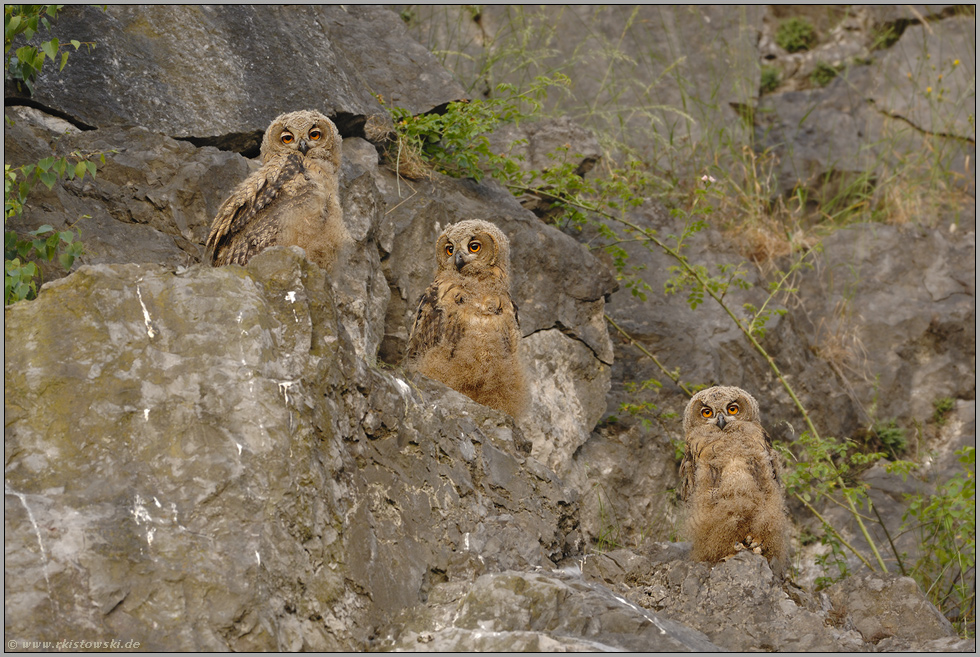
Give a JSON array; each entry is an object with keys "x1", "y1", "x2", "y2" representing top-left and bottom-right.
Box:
[
  {"x1": 5, "y1": 5, "x2": 94, "y2": 94},
  {"x1": 933, "y1": 397, "x2": 956, "y2": 426},
  {"x1": 810, "y1": 61, "x2": 840, "y2": 87},
  {"x1": 4, "y1": 155, "x2": 100, "y2": 303},
  {"x1": 902, "y1": 446, "x2": 976, "y2": 636},
  {"x1": 760, "y1": 65, "x2": 780, "y2": 94},
  {"x1": 4, "y1": 5, "x2": 101, "y2": 305},
  {"x1": 775, "y1": 17, "x2": 817, "y2": 53},
  {"x1": 870, "y1": 418, "x2": 909, "y2": 458},
  {"x1": 386, "y1": 74, "x2": 565, "y2": 183}
]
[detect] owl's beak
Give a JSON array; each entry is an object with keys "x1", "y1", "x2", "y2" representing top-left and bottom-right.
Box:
[
  {"x1": 716, "y1": 415, "x2": 727, "y2": 430},
  {"x1": 298, "y1": 139, "x2": 310, "y2": 155},
  {"x1": 454, "y1": 252, "x2": 466, "y2": 271}
]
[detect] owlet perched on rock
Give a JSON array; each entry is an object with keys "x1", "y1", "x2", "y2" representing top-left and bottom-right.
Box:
[
  {"x1": 679, "y1": 385, "x2": 790, "y2": 577},
  {"x1": 405, "y1": 219, "x2": 528, "y2": 420},
  {"x1": 206, "y1": 109, "x2": 348, "y2": 271}
]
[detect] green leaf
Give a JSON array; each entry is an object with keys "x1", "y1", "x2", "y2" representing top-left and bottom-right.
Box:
[
  {"x1": 60, "y1": 50, "x2": 68, "y2": 71},
  {"x1": 15, "y1": 45, "x2": 37, "y2": 69},
  {"x1": 6, "y1": 14, "x2": 23, "y2": 36},
  {"x1": 40, "y1": 38, "x2": 58, "y2": 61},
  {"x1": 38, "y1": 170, "x2": 57, "y2": 189},
  {"x1": 74, "y1": 160, "x2": 88, "y2": 180}
]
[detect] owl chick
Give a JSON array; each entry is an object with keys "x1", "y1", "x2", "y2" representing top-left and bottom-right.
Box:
[
  {"x1": 206, "y1": 109, "x2": 349, "y2": 271},
  {"x1": 679, "y1": 385, "x2": 789, "y2": 577},
  {"x1": 405, "y1": 220, "x2": 528, "y2": 419}
]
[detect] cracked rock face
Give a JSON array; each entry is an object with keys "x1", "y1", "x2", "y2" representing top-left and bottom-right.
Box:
[
  {"x1": 4, "y1": 4, "x2": 975, "y2": 652},
  {"x1": 16, "y1": 5, "x2": 465, "y2": 141},
  {"x1": 3, "y1": 248, "x2": 578, "y2": 650}
]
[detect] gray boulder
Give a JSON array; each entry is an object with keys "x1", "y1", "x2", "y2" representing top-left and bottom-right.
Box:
[
  {"x1": 582, "y1": 546, "x2": 966, "y2": 652},
  {"x1": 3, "y1": 247, "x2": 576, "y2": 650},
  {"x1": 17, "y1": 5, "x2": 465, "y2": 143},
  {"x1": 826, "y1": 572, "x2": 958, "y2": 645},
  {"x1": 377, "y1": 569, "x2": 722, "y2": 652},
  {"x1": 405, "y1": 5, "x2": 765, "y2": 168}
]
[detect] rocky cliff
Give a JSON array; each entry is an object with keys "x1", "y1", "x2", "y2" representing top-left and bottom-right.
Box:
[{"x1": 4, "y1": 5, "x2": 975, "y2": 651}]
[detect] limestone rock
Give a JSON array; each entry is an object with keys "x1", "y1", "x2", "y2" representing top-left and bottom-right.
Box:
[
  {"x1": 581, "y1": 546, "x2": 966, "y2": 652},
  {"x1": 16, "y1": 5, "x2": 465, "y2": 142},
  {"x1": 826, "y1": 572, "x2": 957, "y2": 644},
  {"x1": 4, "y1": 248, "x2": 576, "y2": 650},
  {"x1": 377, "y1": 570, "x2": 722, "y2": 652}
]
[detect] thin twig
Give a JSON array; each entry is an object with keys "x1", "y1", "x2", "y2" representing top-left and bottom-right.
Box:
[{"x1": 605, "y1": 314, "x2": 694, "y2": 397}]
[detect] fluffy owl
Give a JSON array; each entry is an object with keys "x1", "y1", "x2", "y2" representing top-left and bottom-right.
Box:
[
  {"x1": 405, "y1": 220, "x2": 528, "y2": 419},
  {"x1": 205, "y1": 110, "x2": 348, "y2": 271},
  {"x1": 679, "y1": 385, "x2": 789, "y2": 577}
]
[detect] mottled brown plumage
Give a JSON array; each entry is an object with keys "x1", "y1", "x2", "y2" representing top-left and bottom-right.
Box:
[
  {"x1": 206, "y1": 110, "x2": 348, "y2": 270},
  {"x1": 680, "y1": 385, "x2": 790, "y2": 577},
  {"x1": 405, "y1": 220, "x2": 527, "y2": 419}
]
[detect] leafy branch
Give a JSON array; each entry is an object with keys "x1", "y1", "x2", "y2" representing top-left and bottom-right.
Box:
[{"x1": 5, "y1": 5, "x2": 96, "y2": 94}]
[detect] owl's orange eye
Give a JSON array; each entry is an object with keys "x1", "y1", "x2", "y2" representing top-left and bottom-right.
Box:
[
  {"x1": 727, "y1": 403, "x2": 740, "y2": 415},
  {"x1": 700, "y1": 407, "x2": 713, "y2": 419},
  {"x1": 309, "y1": 129, "x2": 321, "y2": 141},
  {"x1": 468, "y1": 241, "x2": 481, "y2": 253},
  {"x1": 281, "y1": 132, "x2": 295, "y2": 144},
  {"x1": 445, "y1": 244, "x2": 454, "y2": 256}
]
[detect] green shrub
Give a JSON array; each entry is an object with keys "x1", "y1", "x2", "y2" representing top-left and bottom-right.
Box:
[
  {"x1": 760, "y1": 65, "x2": 780, "y2": 94},
  {"x1": 872, "y1": 419, "x2": 908, "y2": 457},
  {"x1": 4, "y1": 6, "x2": 100, "y2": 304},
  {"x1": 810, "y1": 61, "x2": 839, "y2": 87},
  {"x1": 933, "y1": 397, "x2": 956, "y2": 426},
  {"x1": 776, "y1": 17, "x2": 817, "y2": 53},
  {"x1": 903, "y1": 446, "x2": 976, "y2": 636}
]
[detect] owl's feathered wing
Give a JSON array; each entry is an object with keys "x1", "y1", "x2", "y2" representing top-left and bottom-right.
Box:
[
  {"x1": 405, "y1": 280, "x2": 450, "y2": 364},
  {"x1": 206, "y1": 152, "x2": 307, "y2": 267}
]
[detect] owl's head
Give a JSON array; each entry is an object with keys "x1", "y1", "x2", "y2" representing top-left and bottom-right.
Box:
[
  {"x1": 435, "y1": 220, "x2": 511, "y2": 281},
  {"x1": 261, "y1": 110, "x2": 342, "y2": 167},
  {"x1": 683, "y1": 385, "x2": 761, "y2": 435}
]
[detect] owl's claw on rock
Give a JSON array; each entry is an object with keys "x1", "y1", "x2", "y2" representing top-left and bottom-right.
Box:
[{"x1": 731, "y1": 535, "x2": 763, "y2": 555}]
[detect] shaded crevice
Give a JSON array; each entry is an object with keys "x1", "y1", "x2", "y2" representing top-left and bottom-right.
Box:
[
  {"x1": 525, "y1": 321, "x2": 613, "y2": 366},
  {"x1": 178, "y1": 131, "x2": 264, "y2": 159},
  {"x1": 872, "y1": 5, "x2": 975, "y2": 50},
  {"x1": 3, "y1": 94, "x2": 96, "y2": 131},
  {"x1": 174, "y1": 113, "x2": 382, "y2": 159},
  {"x1": 868, "y1": 99, "x2": 976, "y2": 146}
]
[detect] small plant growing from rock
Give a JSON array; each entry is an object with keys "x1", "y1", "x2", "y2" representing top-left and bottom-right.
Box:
[
  {"x1": 776, "y1": 17, "x2": 818, "y2": 53},
  {"x1": 810, "y1": 61, "x2": 839, "y2": 87},
  {"x1": 871, "y1": 419, "x2": 909, "y2": 458},
  {"x1": 760, "y1": 65, "x2": 780, "y2": 93},
  {"x1": 932, "y1": 397, "x2": 955, "y2": 426}
]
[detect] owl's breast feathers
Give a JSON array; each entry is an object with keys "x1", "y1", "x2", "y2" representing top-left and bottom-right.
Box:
[
  {"x1": 679, "y1": 420, "x2": 779, "y2": 501},
  {"x1": 406, "y1": 276, "x2": 519, "y2": 363},
  {"x1": 206, "y1": 153, "x2": 312, "y2": 266}
]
